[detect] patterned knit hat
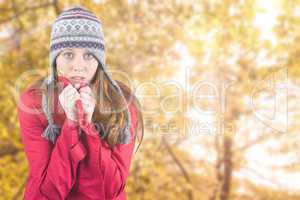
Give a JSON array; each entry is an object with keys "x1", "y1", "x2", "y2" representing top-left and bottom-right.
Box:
[{"x1": 42, "y1": 5, "x2": 131, "y2": 144}]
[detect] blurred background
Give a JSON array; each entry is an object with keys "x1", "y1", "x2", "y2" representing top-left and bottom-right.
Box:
[{"x1": 0, "y1": 0, "x2": 299, "y2": 199}]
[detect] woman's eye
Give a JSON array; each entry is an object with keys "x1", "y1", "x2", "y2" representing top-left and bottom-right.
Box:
[
  {"x1": 84, "y1": 53, "x2": 94, "y2": 60},
  {"x1": 63, "y1": 52, "x2": 73, "y2": 59}
]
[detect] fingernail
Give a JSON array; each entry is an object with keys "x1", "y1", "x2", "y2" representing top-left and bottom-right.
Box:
[{"x1": 74, "y1": 83, "x2": 80, "y2": 89}]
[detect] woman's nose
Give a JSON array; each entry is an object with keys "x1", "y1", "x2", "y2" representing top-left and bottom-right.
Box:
[
  {"x1": 71, "y1": 56, "x2": 87, "y2": 72},
  {"x1": 73, "y1": 67, "x2": 84, "y2": 73}
]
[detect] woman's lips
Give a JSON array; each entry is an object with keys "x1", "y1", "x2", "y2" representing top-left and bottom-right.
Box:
[
  {"x1": 70, "y1": 76, "x2": 87, "y2": 83},
  {"x1": 70, "y1": 76, "x2": 85, "y2": 80},
  {"x1": 69, "y1": 76, "x2": 88, "y2": 89}
]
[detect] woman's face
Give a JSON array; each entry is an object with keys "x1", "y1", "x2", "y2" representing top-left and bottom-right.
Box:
[{"x1": 56, "y1": 48, "x2": 98, "y2": 83}]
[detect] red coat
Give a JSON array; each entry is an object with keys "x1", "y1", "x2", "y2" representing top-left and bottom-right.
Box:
[{"x1": 17, "y1": 84, "x2": 137, "y2": 200}]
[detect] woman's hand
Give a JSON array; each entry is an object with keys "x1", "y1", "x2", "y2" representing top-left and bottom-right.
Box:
[
  {"x1": 79, "y1": 86, "x2": 96, "y2": 123},
  {"x1": 58, "y1": 84, "x2": 81, "y2": 122}
]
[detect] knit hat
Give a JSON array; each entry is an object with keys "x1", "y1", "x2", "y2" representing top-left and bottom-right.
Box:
[{"x1": 41, "y1": 5, "x2": 131, "y2": 144}]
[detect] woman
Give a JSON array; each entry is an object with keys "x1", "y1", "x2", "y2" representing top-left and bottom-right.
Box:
[{"x1": 17, "y1": 5, "x2": 143, "y2": 200}]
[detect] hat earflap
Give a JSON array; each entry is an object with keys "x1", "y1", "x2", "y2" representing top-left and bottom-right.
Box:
[{"x1": 41, "y1": 77, "x2": 61, "y2": 143}]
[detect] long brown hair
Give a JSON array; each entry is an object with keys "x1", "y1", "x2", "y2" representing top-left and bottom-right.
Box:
[
  {"x1": 90, "y1": 64, "x2": 144, "y2": 151},
  {"x1": 37, "y1": 62, "x2": 144, "y2": 152}
]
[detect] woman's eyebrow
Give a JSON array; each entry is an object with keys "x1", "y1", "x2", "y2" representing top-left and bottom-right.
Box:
[
  {"x1": 84, "y1": 50, "x2": 92, "y2": 53},
  {"x1": 61, "y1": 48, "x2": 74, "y2": 53}
]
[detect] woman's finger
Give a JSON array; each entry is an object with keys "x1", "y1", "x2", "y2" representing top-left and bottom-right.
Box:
[
  {"x1": 80, "y1": 86, "x2": 96, "y2": 97},
  {"x1": 80, "y1": 91, "x2": 95, "y2": 100},
  {"x1": 80, "y1": 92, "x2": 94, "y2": 100},
  {"x1": 63, "y1": 85, "x2": 79, "y2": 97},
  {"x1": 80, "y1": 98, "x2": 95, "y2": 112},
  {"x1": 80, "y1": 93, "x2": 95, "y2": 104},
  {"x1": 79, "y1": 85, "x2": 92, "y2": 93}
]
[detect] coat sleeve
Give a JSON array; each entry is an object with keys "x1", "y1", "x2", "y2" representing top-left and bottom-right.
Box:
[
  {"x1": 81, "y1": 100, "x2": 138, "y2": 199},
  {"x1": 17, "y1": 90, "x2": 87, "y2": 200}
]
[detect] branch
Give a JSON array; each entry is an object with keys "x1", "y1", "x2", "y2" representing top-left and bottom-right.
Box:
[
  {"x1": 162, "y1": 135, "x2": 194, "y2": 200},
  {"x1": 209, "y1": 134, "x2": 222, "y2": 200},
  {"x1": 52, "y1": 0, "x2": 61, "y2": 15},
  {"x1": 220, "y1": 136, "x2": 233, "y2": 200},
  {"x1": 0, "y1": 144, "x2": 21, "y2": 157},
  {"x1": 11, "y1": 0, "x2": 24, "y2": 30}
]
